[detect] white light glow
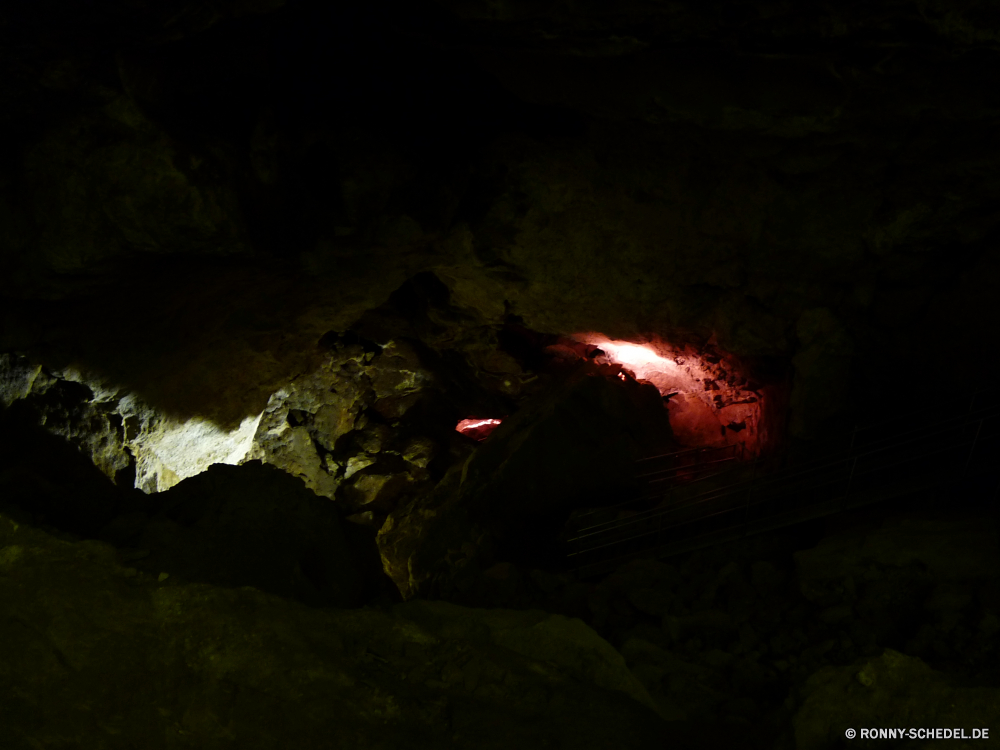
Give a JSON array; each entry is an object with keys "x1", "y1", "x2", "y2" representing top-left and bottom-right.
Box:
[
  {"x1": 600, "y1": 342, "x2": 677, "y2": 370},
  {"x1": 130, "y1": 411, "x2": 265, "y2": 493}
]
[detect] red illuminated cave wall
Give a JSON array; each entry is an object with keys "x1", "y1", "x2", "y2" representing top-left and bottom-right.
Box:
[
  {"x1": 452, "y1": 328, "x2": 782, "y2": 458},
  {"x1": 455, "y1": 418, "x2": 503, "y2": 441},
  {"x1": 572, "y1": 334, "x2": 769, "y2": 456}
]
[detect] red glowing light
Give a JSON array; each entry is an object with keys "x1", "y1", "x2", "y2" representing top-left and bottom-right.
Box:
[
  {"x1": 456, "y1": 418, "x2": 503, "y2": 441},
  {"x1": 574, "y1": 333, "x2": 764, "y2": 454}
]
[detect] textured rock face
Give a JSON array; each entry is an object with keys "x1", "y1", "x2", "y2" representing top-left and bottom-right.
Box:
[
  {"x1": 0, "y1": 512, "x2": 668, "y2": 750},
  {"x1": 2, "y1": 0, "x2": 999, "y2": 441},
  {"x1": 0, "y1": 340, "x2": 445, "y2": 520},
  {"x1": 244, "y1": 337, "x2": 438, "y2": 516},
  {"x1": 0, "y1": 353, "x2": 262, "y2": 492},
  {"x1": 0, "y1": 354, "x2": 134, "y2": 484},
  {"x1": 573, "y1": 335, "x2": 770, "y2": 451}
]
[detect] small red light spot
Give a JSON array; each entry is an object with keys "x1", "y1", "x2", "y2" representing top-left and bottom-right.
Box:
[{"x1": 456, "y1": 418, "x2": 503, "y2": 441}]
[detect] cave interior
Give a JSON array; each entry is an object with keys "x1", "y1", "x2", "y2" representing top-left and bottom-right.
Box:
[{"x1": 1, "y1": 1, "x2": 1000, "y2": 748}]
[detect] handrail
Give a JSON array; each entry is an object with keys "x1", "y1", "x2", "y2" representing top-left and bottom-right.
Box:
[
  {"x1": 565, "y1": 403, "x2": 999, "y2": 571},
  {"x1": 639, "y1": 457, "x2": 743, "y2": 482},
  {"x1": 634, "y1": 443, "x2": 741, "y2": 464},
  {"x1": 570, "y1": 443, "x2": 745, "y2": 523},
  {"x1": 620, "y1": 399, "x2": 999, "y2": 515},
  {"x1": 570, "y1": 422, "x2": 993, "y2": 541}
]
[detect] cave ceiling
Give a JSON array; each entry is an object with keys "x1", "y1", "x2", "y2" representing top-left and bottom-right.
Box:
[{"x1": 1, "y1": 0, "x2": 998, "y2": 434}]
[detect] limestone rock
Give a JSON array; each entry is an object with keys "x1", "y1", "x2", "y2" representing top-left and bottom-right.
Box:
[
  {"x1": 243, "y1": 340, "x2": 440, "y2": 513},
  {"x1": 345, "y1": 455, "x2": 378, "y2": 479},
  {"x1": 371, "y1": 340, "x2": 428, "y2": 398},
  {"x1": 4, "y1": 0, "x2": 1000, "y2": 445},
  {"x1": 242, "y1": 350, "x2": 371, "y2": 498},
  {"x1": 123, "y1": 401, "x2": 263, "y2": 493},
  {"x1": 0, "y1": 355, "x2": 267, "y2": 492},
  {"x1": 396, "y1": 599, "x2": 659, "y2": 713},
  {"x1": 402, "y1": 436, "x2": 437, "y2": 469},
  {"x1": 342, "y1": 471, "x2": 416, "y2": 514},
  {"x1": 377, "y1": 465, "x2": 487, "y2": 600},
  {"x1": 0, "y1": 356, "x2": 133, "y2": 484}
]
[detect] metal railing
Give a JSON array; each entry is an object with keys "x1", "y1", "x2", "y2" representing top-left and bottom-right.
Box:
[
  {"x1": 566, "y1": 442, "x2": 748, "y2": 531},
  {"x1": 565, "y1": 394, "x2": 1000, "y2": 579}
]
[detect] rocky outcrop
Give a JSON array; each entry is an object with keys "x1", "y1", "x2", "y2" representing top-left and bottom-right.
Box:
[
  {"x1": 3, "y1": 5, "x2": 1000, "y2": 747},
  {"x1": 244, "y1": 337, "x2": 437, "y2": 516},
  {"x1": 0, "y1": 510, "x2": 669, "y2": 750},
  {"x1": 0, "y1": 354, "x2": 134, "y2": 485},
  {"x1": 0, "y1": 340, "x2": 448, "y2": 521},
  {"x1": 0, "y1": 353, "x2": 263, "y2": 492}
]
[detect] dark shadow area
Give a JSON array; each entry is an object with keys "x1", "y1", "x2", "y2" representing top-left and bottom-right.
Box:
[
  {"x1": 0, "y1": 400, "x2": 150, "y2": 535},
  {"x1": 0, "y1": 403, "x2": 398, "y2": 608},
  {"x1": 103, "y1": 461, "x2": 399, "y2": 608}
]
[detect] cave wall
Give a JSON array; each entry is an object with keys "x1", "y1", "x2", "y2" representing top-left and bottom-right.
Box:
[
  {"x1": 2, "y1": 0, "x2": 999, "y2": 442},
  {"x1": 2, "y1": 5, "x2": 1000, "y2": 745}
]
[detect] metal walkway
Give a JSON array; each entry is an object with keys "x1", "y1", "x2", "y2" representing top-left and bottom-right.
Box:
[{"x1": 564, "y1": 393, "x2": 1000, "y2": 579}]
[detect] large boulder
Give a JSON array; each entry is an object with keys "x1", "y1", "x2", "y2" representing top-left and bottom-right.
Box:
[
  {"x1": 98, "y1": 461, "x2": 379, "y2": 608},
  {"x1": 793, "y1": 649, "x2": 1000, "y2": 749},
  {"x1": 378, "y1": 361, "x2": 673, "y2": 599},
  {"x1": 0, "y1": 512, "x2": 669, "y2": 750}
]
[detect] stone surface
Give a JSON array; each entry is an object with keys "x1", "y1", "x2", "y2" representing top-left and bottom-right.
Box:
[
  {"x1": 0, "y1": 343, "x2": 444, "y2": 515},
  {"x1": 0, "y1": 511, "x2": 669, "y2": 750},
  {"x1": 0, "y1": 354, "x2": 263, "y2": 491},
  {"x1": 0, "y1": 356, "x2": 134, "y2": 484}
]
